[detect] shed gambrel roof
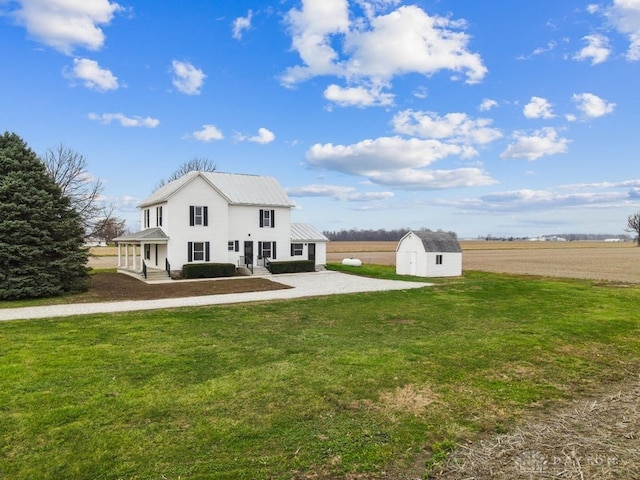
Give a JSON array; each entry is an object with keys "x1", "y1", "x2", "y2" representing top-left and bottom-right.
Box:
[
  {"x1": 401, "y1": 231, "x2": 462, "y2": 253},
  {"x1": 290, "y1": 223, "x2": 329, "y2": 242},
  {"x1": 139, "y1": 171, "x2": 295, "y2": 208}
]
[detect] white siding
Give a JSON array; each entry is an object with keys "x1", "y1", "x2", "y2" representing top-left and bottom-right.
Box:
[
  {"x1": 227, "y1": 205, "x2": 292, "y2": 264},
  {"x1": 396, "y1": 231, "x2": 462, "y2": 277},
  {"x1": 165, "y1": 175, "x2": 229, "y2": 268}
]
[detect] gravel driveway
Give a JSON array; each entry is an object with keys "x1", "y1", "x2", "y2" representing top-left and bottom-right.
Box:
[{"x1": 0, "y1": 271, "x2": 430, "y2": 321}]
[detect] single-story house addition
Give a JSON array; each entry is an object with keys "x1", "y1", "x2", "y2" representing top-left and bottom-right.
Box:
[
  {"x1": 395, "y1": 231, "x2": 462, "y2": 278},
  {"x1": 114, "y1": 171, "x2": 328, "y2": 279}
]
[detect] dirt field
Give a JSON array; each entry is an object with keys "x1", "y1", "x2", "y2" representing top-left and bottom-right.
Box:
[{"x1": 327, "y1": 241, "x2": 640, "y2": 284}]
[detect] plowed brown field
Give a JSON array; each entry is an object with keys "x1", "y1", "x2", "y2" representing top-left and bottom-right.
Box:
[{"x1": 327, "y1": 241, "x2": 640, "y2": 284}]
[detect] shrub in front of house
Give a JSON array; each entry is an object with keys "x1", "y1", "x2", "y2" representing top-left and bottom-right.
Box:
[
  {"x1": 268, "y1": 260, "x2": 315, "y2": 274},
  {"x1": 182, "y1": 263, "x2": 236, "y2": 279}
]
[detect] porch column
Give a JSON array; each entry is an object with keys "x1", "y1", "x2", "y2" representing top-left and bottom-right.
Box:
[
  {"x1": 124, "y1": 243, "x2": 129, "y2": 268},
  {"x1": 117, "y1": 243, "x2": 122, "y2": 268},
  {"x1": 132, "y1": 244, "x2": 137, "y2": 270}
]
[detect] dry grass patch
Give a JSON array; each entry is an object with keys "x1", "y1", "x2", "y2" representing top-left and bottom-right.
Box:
[{"x1": 431, "y1": 377, "x2": 640, "y2": 479}]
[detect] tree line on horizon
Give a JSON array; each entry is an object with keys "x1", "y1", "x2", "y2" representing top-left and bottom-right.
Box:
[{"x1": 323, "y1": 228, "x2": 458, "y2": 242}]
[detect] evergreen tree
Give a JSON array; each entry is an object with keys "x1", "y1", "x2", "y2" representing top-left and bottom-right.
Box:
[{"x1": 0, "y1": 132, "x2": 89, "y2": 300}]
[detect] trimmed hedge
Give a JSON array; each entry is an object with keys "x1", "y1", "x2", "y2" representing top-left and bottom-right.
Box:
[
  {"x1": 182, "y1": 263, "x2": 236, "y2": 279},
  {"x1": 268, "y1": 260, "x2": 316, "y2": 274}
]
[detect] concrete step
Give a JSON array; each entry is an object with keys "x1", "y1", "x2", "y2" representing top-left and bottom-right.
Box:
[
  {"x1": 252, "y1": 266, "x2": 270, "y2": 276},
  {"x1": 145, "y1": 268, "x2": 170, "y2": 280}
]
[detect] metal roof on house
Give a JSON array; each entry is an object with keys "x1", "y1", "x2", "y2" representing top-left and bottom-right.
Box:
[
  {"x1": 113, "y1": 228, "x2": 169, "y2": 243},
  {"x1": 139, "y1": 171, "x2": 295, "y2": 208},
  {"x1": 290, "y1": 223, "x2": 329, "y2": 242},
  {"x1": 406, "y1": 231, "x2": 462, "y2": 253}
]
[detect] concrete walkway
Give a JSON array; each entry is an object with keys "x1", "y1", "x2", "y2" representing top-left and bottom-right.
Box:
[{"x1": 0, "y1": 271, "x2": 431, "y2": 322}]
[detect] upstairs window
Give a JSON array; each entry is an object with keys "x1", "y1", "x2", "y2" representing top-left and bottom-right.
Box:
[
  {"x1": 190, "y1": 206, "x2": 208, "y2": 226},
  {"x1": 143, "y1": 209, "x2": 150, "y2": 229},
  {"x1": 156, "y1": 206, "x2": 163, "y2": 227},
  {"x1": 259, "y1": 209, "x2": 275, "y2": 228}
]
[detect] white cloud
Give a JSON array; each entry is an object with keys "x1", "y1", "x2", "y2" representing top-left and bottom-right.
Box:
[
  {"x1": 343, "y1": 6, "x2": 487, "y2": 84},
  {"x1": 66, "y1": 58, "x2": 118, "y2": 91},
  {"x1": 501, "y1": 127, "x2": 570, "y2": 160},
  {"x1": 286, "y1": 184, "x2": 394, "y2": 202},
  {"x1": 606, "y1": 0, "x2": 640, "y2": 60},
  {"x1": 88, "y1": 112, "x2": 160, "y2": 128},
  {"x1": 392, "y1": 110, "x2": 502, "y2": 146},
  {"x1": 572, "y1": 92, "x2": 616, "y2": 118},
  {"x1": 367, "y1": 167, "x2": 496, "y2": 190},
  {"x1": 281, "y1": 0, "x2": 350, "y2": 85},
  {"x1": 323, "y1": 84, "x2": 394, "y2": 107},
  {"x1": 478, "y1": 98, "x2": 498, "y2": 111},
  {"x1": 191, "y1": 124, "x2": 224, "y2": 142},
  {"x1": 281, "y1": 2, "x2": 486, "y2": 89},
  {"x1": 465, "y1": 178, "x2": 640, "y2": 213},
  {"x1": 11, "y1": 0, "x2": 122, "y2": 54},
  {"x1": 249, "y1": 127, "x2": 275, "y2": 144},
  {"x1": 573, "y1": 34, "x2": 611, "y2": 64},
  {"x1": 232, "y1": 10, "x2": 253, "y2": 40},
  {"x1": 171, "y1": 60, "x2": 206, "y2": 95},
  {"x1": 523, "y1": 96, "x2": 555, "y2": 119},
  {"x1": 236, "y1": 128, "x2": 275, "y2": 144},
  {"x1": 306, "y1": 135, "x2": 496, "y2": 190}
]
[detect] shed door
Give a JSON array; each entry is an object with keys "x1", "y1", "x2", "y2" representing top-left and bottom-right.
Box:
[
  {"x1": 308, "y1": 243, "x2": 316, "y2": 262},
  {"x1": 406, "y1": 252, "x2": 417, "y2": 276}
]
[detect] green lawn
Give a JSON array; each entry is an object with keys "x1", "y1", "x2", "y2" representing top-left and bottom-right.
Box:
[{"x1": 1, "y1": 270, "x2": 639, "y2": 479}]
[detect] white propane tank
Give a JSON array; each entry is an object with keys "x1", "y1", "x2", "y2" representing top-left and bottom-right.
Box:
[{"x1": 341, "y1": 258, "x2": 362, "y2": 267}]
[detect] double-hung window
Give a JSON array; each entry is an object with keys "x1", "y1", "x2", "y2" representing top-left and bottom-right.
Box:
[
  {"x1": 143, "y1": 209, "x2": 150, "y2": 228},
  {"x1": 436, "y1": 254, "x2": 443, "y2": 265},
  {"x1": 156, "y1": 206, "x2": 163, "y2": 227},
  {"x1": 291, "y1": 243, "x2": 303, "y2": 256},
  {"x1": 259, "y1": 209, "x2": 275, "y2": 228},
  {"x1": 228, "y1": 240, "x2": 239, "y2": 252},
  {"x1": 189, "y1": 206, "x2": 208, "y2": 226},
  {"x1": 188, "y1": 241, "x2": 210, "y2": 262},
  {"x1": 258, "y1": 241, "x2": 276, "y2": 260}
]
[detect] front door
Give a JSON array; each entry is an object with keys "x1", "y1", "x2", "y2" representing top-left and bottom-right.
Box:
[
  {"x1": 244, "y1": 241, "x2": 253, "y2": 266},
  {"x1": 308, "y1": 243, "x2": 316, "y2": 262}
]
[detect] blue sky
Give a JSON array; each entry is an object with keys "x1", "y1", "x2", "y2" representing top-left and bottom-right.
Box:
[{"x1": 1, "y1": 0, "x2": 639, "y2": 238}]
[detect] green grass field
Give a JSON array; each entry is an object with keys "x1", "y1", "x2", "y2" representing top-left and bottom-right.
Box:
[{"x1": 1, "y1": 269, "x2": 639, "y2": 479}]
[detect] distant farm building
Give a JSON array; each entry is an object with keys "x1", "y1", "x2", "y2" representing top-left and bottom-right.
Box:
[{"x1": 396, "y1": 231, "x2": 462, "y2": 278}]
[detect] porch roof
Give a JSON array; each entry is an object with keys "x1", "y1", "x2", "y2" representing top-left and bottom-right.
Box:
[{"x1": 113, "y1": 228, "x2": 169, "y2": 243}]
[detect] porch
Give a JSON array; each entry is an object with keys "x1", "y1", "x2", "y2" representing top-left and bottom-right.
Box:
[{"x1": 113, "y1": 228, "x2": 171, "y2": 281}]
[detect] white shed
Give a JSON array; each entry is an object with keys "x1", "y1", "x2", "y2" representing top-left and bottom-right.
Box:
[{"x1": 396, "y1": 231, "x2": 462, "y2": 277}]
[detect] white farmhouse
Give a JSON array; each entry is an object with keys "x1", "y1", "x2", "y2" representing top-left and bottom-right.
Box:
[
  {"x1": 114, "y1": 171, "x2": 328, "y2": 279},
  {"x1": 395, "y1": 231, "x2": 462, "y2": 278}
]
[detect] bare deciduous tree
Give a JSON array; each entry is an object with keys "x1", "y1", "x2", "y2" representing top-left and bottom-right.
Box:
[
  {"x1": 41, "y1": 144, "x2": 114, "y2": 239},
  {"x1": 627, "y1": 211, "x2": 640, "y2": 246},
  {"x1": 94, "y1": 217, "x2": 127, "y2": 243},
  {"x1": 154, "y1": 157, "x2": 217, "y2": 191}
]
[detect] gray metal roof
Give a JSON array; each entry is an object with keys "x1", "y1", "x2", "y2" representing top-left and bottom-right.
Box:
[
  {"x1": 409, "y1": 231, "x2": 461, "y2": 253},
  {"x1": 290, "y1": 223, "x2": 329, "y2": 242},
  {"x1": 139, "y1": 171, "x2": 295, "y2": 208},
  {"x1": 113, "y1": 228, "x2": 169, "y2": 243}
]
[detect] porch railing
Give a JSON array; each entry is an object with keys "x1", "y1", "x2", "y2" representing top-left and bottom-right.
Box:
[
  {"x1": 165, "y1": 258, "x2": 171, "y2": 276},
  {"x1": 239, "y1": 256, "x2": 253, "y2": 274},
  {"x1": 142, "y1": 261, "x2": 147, "y2": 279}
]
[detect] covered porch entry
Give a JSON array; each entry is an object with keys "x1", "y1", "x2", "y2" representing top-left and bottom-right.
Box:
[{"x1": 113, "y1": 228, "x2": 170, "y2": 281}]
